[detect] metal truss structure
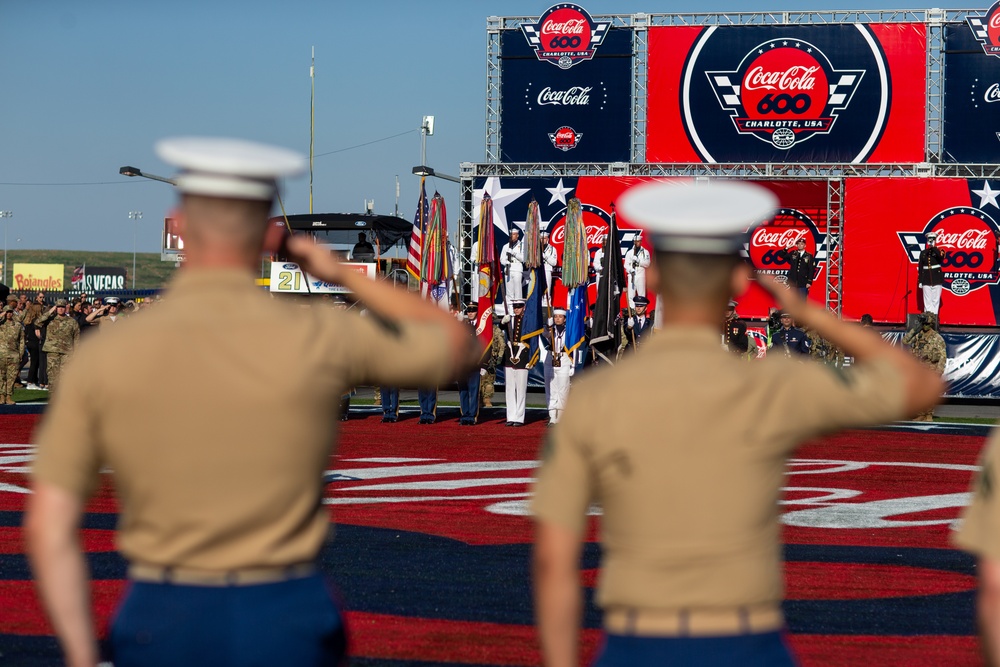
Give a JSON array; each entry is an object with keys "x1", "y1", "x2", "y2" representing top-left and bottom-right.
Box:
[{"x1": 467, "y1": 9, "x2": 985, "y2": 317}]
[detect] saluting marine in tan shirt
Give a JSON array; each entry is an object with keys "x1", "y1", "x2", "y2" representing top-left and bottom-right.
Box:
[
  {"x1": 531, "y1": 181, "x2": 945, "y2": 667},
  {"x1": 26, "y1": 137, "x2": 479, "y2": 667}
]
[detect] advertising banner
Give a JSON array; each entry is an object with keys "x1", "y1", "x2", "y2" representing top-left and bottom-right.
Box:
[
  {"x1": 69, "y1": 266, "x2": 127, "y2": 292},
  {"x1": 843, "y1": 178, "x2": 1000, "y2": 326},
  {"x1": 646, "y1": 23, "x2": 926, "y2": 163},
  {"x1": 942, "y1": 8, "x2": 1000, "y2": 162},
  {"x1": 499, "y1": 4, "x2": 632, "y2": 162},
  {"x1": 884, "y1": 330, "x2": 1000, "y2": 398},
  {"x1": 269, "y1": 262, "x2": 375, "y2": 294},
  {"x1": 472, "y1": 176, "x2": 825, "y2": 319},
  {"x1": 10, "y1": 264, "x2": 64, "y2": 293}
]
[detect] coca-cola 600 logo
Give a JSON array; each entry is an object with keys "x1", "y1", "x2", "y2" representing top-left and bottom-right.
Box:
[
  {"x1": 707, "y1": 40, "x2": 864, "y2": 150},
  {"x1": 741, "y1": 208, "x2": 832, "y2": 283},
  {"x1": 682, "y1": 25, "x2": 891, "y2": 162},
  {"x1": 521, "y1": 4, "x2": 611, "y2": 69},
  {"x1": 967, "y1": 2, "x2": 1000, "y2": 56},
  {"x1": 898, "y1": 208, "x2": 1000, "y2": 295}
]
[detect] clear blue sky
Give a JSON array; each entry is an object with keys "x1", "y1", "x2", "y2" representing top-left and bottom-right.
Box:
[{"x1": 0, "y1": 0, "x2": 976, "y2": 254}]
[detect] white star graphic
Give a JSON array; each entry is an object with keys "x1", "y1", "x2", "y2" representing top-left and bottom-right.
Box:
[
  {"x1": 545, "y1": 178, "x2": 573, "y2": 206},
  {"x1": 473, "y1": 177, "x2": 530, "y2": 235},
  {"x1": 972, "y1": 181, "x2": 1000, "y2": 209}
]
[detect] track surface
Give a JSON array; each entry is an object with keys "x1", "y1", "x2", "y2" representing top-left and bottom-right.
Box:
[{"x1": 0, "y1": 408, "x2": 990, "y2": 666}]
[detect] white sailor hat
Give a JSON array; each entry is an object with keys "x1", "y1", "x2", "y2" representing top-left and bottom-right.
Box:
[
  {"x1": 617, "y1": 180, "x2": 778, "y2": 255},
  {"x1": 155, "y1": 137, "x2": 306, "y2": 201},
  {"x1": 552, "y1": 308, "x2": 567, "y2": 316}
]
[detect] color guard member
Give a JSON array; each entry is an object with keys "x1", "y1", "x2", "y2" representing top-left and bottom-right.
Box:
[
  {"x1": 531, "y1": 180, "x2": 944, "y2": 667},
  {"x1": 502, "y1": 299, "x2": 530, "y2": 426},
  {"x1": 26, "y1": 137, "x2": 478, "y2": 667}
]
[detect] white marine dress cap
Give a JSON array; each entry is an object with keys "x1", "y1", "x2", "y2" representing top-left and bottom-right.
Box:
[
  {"x1": 155, "y1": 137, "x2": 306, "y2": 201},
  {"x1": 617, "y1": 180, "x2": 779, "y2": 254}
]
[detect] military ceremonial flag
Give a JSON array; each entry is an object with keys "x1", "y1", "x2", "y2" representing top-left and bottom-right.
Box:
[
  {"x1": 405, "y1": 178, "x2": 429, "y2": 280},
  {"x1": 421, "y1": 192, "x2": 451, "y2": 309},
  {"x1": 474, "y1": 195, "x2": 498, "y2": 352},
  {"x1": 591, "y1": 206, "x2": 626, "y2": 356},
  {"x1": 560, "y1": 198, "x2": 589, "y2": 289},
  {"x1": 564, "y1": 285, "x2": 589, "y2": 366},
  {"x1": 521, "y1": 264, "x2": 546, "y2": 368}
]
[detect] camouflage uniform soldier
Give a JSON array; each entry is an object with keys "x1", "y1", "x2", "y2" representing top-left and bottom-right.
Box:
[
  {"x1": 806, "y1": 328, "x2": 844, "y2": 367},
  {"x1": 482, "y1": 317, "x2": 505, "y2": 408},
  {"x1": 36, "y1": 298, "x2": 80, "y2": 390},
  {"x1": 0, "y1": 306, "x2": 25, "y2": 404},
  {"x1": 902, "y1": 312, "x2": 947, "y2": 421}
]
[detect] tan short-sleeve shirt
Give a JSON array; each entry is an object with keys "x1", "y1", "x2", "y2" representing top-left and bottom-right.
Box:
[
  {"x1": 953, "y1": 429, "x2": 1000, "y2": 558},
  {"x1": 33, "y1": 268, "x2": 455, "y2": 570},
  {"x1": 532, "y1": 326, "x2": 906, "y2": 611}
]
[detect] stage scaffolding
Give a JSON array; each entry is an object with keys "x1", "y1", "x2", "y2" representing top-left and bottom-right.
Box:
[{"x1": 460, "y1": 9, "x2": 986, "y2": 318}]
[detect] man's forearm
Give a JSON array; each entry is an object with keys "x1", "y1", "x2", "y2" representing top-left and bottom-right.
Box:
[
  {"x1": 26, "y1": 485, "x2": 98, "y2": 667},
  {"x1": 533, "y1": 522, "x2": 583, "y2": 667}
]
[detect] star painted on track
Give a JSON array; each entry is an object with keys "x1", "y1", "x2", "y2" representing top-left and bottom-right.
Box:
[{"x1": 972, "y1": 181, "x2": 1000, "y2": 209}]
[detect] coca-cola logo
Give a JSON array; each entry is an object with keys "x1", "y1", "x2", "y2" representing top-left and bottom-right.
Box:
[
  {"x1": 986, "y1": 83, "x2": 1000, "y2": 103},
  {"x1": 898, "y1": 207, "x2": 1000, "y2": 295},
  {"x1": 706, "y1": 40, "x2": 863, "y2": 150},
  {"x1": 545, "y1": 202, "x2": 613, "y2": 258},
  {"x1": 968, "y1": 2, "x2": 1000, "y2": 56},
  {"x1": 521, "y1": 4, "x2": 611, "y2": 69},
  {"x1": 537, "y1": 85, "x2": 592, "y2": 106},
  {"x1": 549, "y1": 223, "x2": 608, "y2": 247},
  {"x1": 742, "y1": 208, "x2": 826, "y2": 281},
  {"x1": 548, "y1": 126, "x2": 583, "y2": 151},
  {"x1": 743, "y1": 65, "x2": 819, "y2": 92}
]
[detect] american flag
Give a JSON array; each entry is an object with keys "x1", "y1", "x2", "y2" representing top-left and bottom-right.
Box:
[{"x1": 406, "y1": 178, "x2": 428, "y2": 280}]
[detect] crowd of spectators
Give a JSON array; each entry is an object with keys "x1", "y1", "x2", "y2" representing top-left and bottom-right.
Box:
[{"x1": 0, "y1": 287, "x2": 159, "y2": 397}]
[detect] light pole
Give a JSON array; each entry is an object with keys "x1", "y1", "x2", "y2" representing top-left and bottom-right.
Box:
[
  {"x1": 129, "y1": 211, "x2": 142, "y2": 289},
  {"x1": 0, "y1": 211, "x2": 12, "y2": 286},
  {"x1": 119, "y1": 166, "x2": 175, "y2": 185}
]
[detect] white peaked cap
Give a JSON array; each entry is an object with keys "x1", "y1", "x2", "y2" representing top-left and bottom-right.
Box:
[
  {"x1": 156, "y1": 137, "x2": 306, "y2": 201},
  {"x1": 617, "y1": 180, "x2": 778, "y2": 254}
]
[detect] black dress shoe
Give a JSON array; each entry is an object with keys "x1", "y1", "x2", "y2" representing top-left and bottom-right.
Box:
[
  {"x1": 510, "y1": 422, "x2": 523, "y2": 427},
  {"x1": 505, "y1": 421, "x2": 513, "y2": 426},
  {"x1": 381, "y1": 416, "x2": 396, "y2": 423}
]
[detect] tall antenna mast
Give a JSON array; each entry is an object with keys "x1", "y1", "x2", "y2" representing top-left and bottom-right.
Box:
[{"x1": 309, "y1": 46, "x2": 315, "y2": 214}]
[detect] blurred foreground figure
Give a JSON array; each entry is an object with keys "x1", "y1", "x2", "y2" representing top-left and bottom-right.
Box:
[
  {"x1": 952, "y1": 392, "x2": 1000, "y2": 665},
  {"x1": 26, "y1": 137, "x2": 477, "y2": 667},
  {"x1": 531, "y1": 180, "x2": 944, "y2": 667}
]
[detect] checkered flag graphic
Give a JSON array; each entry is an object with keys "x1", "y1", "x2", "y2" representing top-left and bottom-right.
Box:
[
  {"x1": 897, "y1": 233, "x2": 926, "y2": 262},
  {"x1": 590, "y1": 22, "x2": 609, "y2": 46},
  {"x1": 523, "y1": 24, "x2": 541, "y2": 46},
  {"x1": 968, "y1": 16, "x2": 989, "y2": 42},
  {"x1": 711, "y1": 75, "x2": 741, "y2": 107},
  {"x1": 828, "y1": 75, "x2": 859, "y2": 106}
]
